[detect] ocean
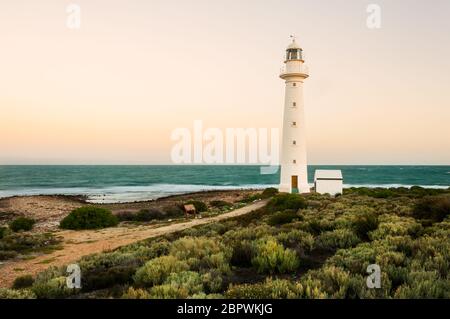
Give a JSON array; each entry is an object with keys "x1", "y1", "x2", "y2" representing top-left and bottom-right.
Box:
[{"x1": 0, "y1": 165, "x2": 449, "y2": 203}]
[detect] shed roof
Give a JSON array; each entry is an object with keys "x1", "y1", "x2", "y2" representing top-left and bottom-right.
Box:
[{"x1": 314, "y1": 170, "x2": 343, "y2": 180}]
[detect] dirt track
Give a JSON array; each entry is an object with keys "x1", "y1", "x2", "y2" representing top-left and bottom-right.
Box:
[{"x1": 0, "y1": 199, "x2": 267, "y2": 288}]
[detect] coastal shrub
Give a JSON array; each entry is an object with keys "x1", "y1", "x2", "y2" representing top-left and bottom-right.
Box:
[
  {"x1": 369, "y1": 215, "x2": 423, "y2": 240},
  {"x1": 0, "y1": 288, "x2": 36, "y2": 299},
  {"x1": 169, "y1": 237, "x2": 232, "y2": 273},
  {"x1": 352, "y1": 211, "x2": 379, "y2": 240},
  {"x1": 76, "y1": 244, "x2": 167, "y2": 291},
  {"x1": 133, "y1": 256, "x2": 189, "y2": 287},
  {"x1": 82, "y1": 265, "x2": 138, "y2": 291},
  {"x1": 267, "y1": 194, "x2": 307, "y2": 213},
  {"x1": 32, "y1": 276, "x2": 75, "y2": 299},
  {"x1": 149, "y1": 271, "x2": 203, "y2": 298},
  {"x1": 162, "y1": 205, "x2": 184, "y2": 218},
  {"x1": 394, "y1": 271, "x2": 450, "y2": 298},
  {"x1": 315, "y1": 229, "x2": 361, "y2": 250},
  {"x1": 240, "y1": 193, "x2": 262, "y2": 203},
  {"x1": 0, "y1": 226, "x2": 8, "y2": 239},
  {"x1": 9, "y1": 217, "x2": 35, "y2": 232},
  {"x1": 0, "y1": 233, "x2": 61, "y2": 260},
  {"x1": 276, "y1": 230, "x2": 314, "y2": 252},
  {"x1": 210, "y1": 200, "x2": 233, "y2": 208},
  {"x1": 305, "y1": 266, "x2": 351, "y2": 298},
  {"x1": 230, "y1": 240, "x2": 255, "y2": 267},
  {"x1": 121, "y1": 287, "x2": 151, "y2": 299},
  {"x1": 135, "y1": 208, "x2": 165, "y2": 221},
  {"x1": 326, "y1": 243, "x2": 377, "y2": 274},
  {"x1": 413, "y1": 195, "x2": 450, "y2": 222},
  {"x1": 267, "y1": 210, "x2": 300, "y2": 226},
  {"x1": 252, "y1": 238, "x2": 299, "y2": 274},
  {"x1": 115, "y1": 211, "x2": 136, "y2": 222},
  {"x1": 185, "y1": 200, "x2": 207, "y2": 213},
  {"x1": 31, "y1": 267, "x2": 78, "y2": 299},
  {"x1": 226, "y1": 278, "x2": 321, "y2": 299},
  {"x1": 0, "y1": 250, "x2": 17, "y2": 260},
  {"x1": 201, "y1": 270, "x2": 223, "y2": 293},
  {"x1": 12, "y1": 275, "x2": 35, "y2": 289},
  {"x1": 60, "y1": 206, "x2": 118, "y2": 230},
  {"x1": 261, "y1": 187, "x2": 279, "y2": 199}
]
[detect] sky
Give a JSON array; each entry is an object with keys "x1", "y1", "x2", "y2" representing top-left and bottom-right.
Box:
[{"x1": 1, "y1": 0, "x2": 449, "y2": 165}]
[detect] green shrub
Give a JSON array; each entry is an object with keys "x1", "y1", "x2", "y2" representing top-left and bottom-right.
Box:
[
  {"x1": 252, "y1": 238, "x2": 299, "y2": 274},
  {"x1": 0, "y1": 288, "x2": 36, "y2": 299},
  {"x1": 413, "y1": 195, "x2": 450, "y2": 222},
  {"x1": 32, "y1": 276, "x2": 75, "y2": 299},
  {"x1": 0, "y1": 250, "x2": 18, "y2": 260},
  {"x1": 210, "y1": 200, "x2": 233, "y2": 208},
  {"x1": 240, "y1": 192, "x2": 263, "y2": 203},
  {"x1": 149, "y1": 271, "x2": 203, "y2": 298},
  {"x1": 12, "y1": 275, "x2": 35, "y2": 289},
  {"x1": 185, "y1": 200, "x2": 207, "y2": 212},
  {"x1": 353, "y1": 211, "x2": 379, "y2": 240},
  {"x1": 162, "y1": 205, "x2": 184, "y2": 218},
  {"x1": 226, "y1": 278, "x2": 323, "y2": 299},
  {"x1": 267, "y1": 210, "x2": 300, "y2": 226},
  {"x1": 60, "y1": 206, "x2": 118, "y2": 230},
  {"x1": 201, "y1": 270, "x2": 223, "y2": 293},
  {"x1": 326, "y1": 243, "x2": 377, "y2": 274},
  {"x1": 135, "y1": 209, "x2": 165, "y2": 221},
  {"x1": 169, "y1": 237, "x2": 232, "y2": 273},
  {"x1": 315, "y1": 229, "x2": 361, "y2": 250},
  {"x1": 267, "y1": 194, "x2": 307, "y2": 213},
  {"x1": 134, "y1": 255, "x2": 189, "y2": 287},
  {"x1": 394, "y1": 271, "x2": 450, "y2": 298},
  {"x1": 0, "y1": 226, "x2": 8, "y2": 239},
  {"x1": 276, "y1": 229, "x2": 314, "y2": 252},
  {"x1": 0, "y1": 233, "x2": 61, "y2": 261},
  {"x1": 369, "y1": 215, "x2": 422, "y2": 240},
  {"x1": 115, "y1": 211, "x2": 136, "y2": 221},
  {"x1": 31, "y1": 267, "x2": 78, "y2": 299},
  {"x1": 230, "y1": 240, "x2": 255, "y2": 267},
  {"x1": 9, "y1": 217, "x2": 35, "y2": 232},
  {"x1": 261, "y1": 187, "x2": 279, "y2": 199},
  {"x1": 121, "y1": 287, "x2": 151, "y2": 299}
]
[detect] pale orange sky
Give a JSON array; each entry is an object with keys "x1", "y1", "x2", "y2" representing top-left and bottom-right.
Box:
[{"x1": 1, "y1": 0, "x2": 449, "y2": 164}]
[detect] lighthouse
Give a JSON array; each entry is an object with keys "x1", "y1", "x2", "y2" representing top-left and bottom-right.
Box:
[{"x1": 279, "y1": 37, "x2": 310, "y2": 194}]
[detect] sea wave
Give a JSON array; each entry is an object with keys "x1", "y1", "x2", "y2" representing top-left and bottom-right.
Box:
[{"x1": 0, "y1": 184, "x2": 275, "y2": 204}]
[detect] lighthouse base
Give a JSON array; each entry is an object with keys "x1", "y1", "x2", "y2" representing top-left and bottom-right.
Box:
[{"x1": 279, "y1": 183, "x2": 311, "y2": 194}]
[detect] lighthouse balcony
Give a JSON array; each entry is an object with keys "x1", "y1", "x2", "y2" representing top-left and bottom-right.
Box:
[{"x1": 280, "y1": 64, "x2": 309, "y2": 79}]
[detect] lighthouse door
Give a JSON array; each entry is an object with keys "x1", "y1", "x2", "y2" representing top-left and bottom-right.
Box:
[{"x1": 291, "y1": 176, "x2": 299, "y2": 194}]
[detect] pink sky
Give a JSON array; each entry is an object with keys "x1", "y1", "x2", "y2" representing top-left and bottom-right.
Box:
[{"x1": 1, "y1": 0, "x2": 449, "y2": 164}]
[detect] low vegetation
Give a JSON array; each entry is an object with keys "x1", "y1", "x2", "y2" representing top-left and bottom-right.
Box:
[
  {"x1": 60, "y1": 206, "x2": 119, "y2": 230},
  {"x1": 9, "y1": 217, "x2": 35, "y2": 232},
  {"x1": 185, "y1": 200, "x2": 208, "y2": 213},
  {"x1": 0, "y1": 232, "x2": 62, "y2": 261},
  {"x1": 6, "y1": 187, "x2": 450, "y2": 299},
  {"x1": 117, "y1": 206, "x2": 184, "y2": 222}
]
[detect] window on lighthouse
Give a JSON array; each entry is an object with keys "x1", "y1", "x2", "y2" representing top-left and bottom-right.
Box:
[
  {"x1": 286, "y1": 49, "x2": 302, "y2": 60},
  {"x1": 293, "y1": 102, "x2": 296, "y2": 107},
  {"x1": 292, "y1": 140, "x2": 297, "y2": 145}
]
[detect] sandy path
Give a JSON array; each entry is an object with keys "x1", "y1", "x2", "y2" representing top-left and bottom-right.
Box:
[{"x1": 0, "y1": 200, "x2": 267, "y2": 288}]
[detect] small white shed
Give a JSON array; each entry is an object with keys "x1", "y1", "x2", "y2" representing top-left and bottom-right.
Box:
[{"x1": 314, "y1": 170, "x2": 343, "y2": 196}]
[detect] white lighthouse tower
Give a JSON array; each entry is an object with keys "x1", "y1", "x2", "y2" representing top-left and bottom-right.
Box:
[{"x1": 279, "y1": 37, "x2": 310, "y2": 194}]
